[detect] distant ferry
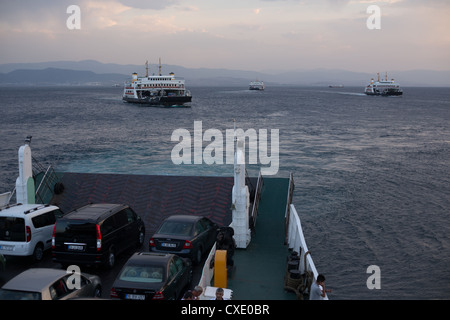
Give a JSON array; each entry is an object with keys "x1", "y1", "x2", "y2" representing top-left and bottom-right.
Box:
[
  {"x1": 123, "y1": 60, "x2": 192, "y2": 107},
  {"x1": 328, "y1": 85, "x2": 344, "y2": 88},
  {"x1": 249, "y1": 80, "x2": 265, "y2": 91},
  {"x1": 365, "y1": 73, "x2": 403, "y2": 96}
]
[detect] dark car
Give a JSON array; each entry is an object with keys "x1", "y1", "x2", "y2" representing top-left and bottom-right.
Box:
[
  {"x1": 149, "y1": 215, "x2": 218, "y2": 264},
  {"x1": 52, "y1": 203, "x2": 145, "y2": 268},
  {"x1": 110, "y1": 252, "x2": 192, "y2": 300},
  {"x1": 0, "y1": 268, "x2": 102, "y2": 300}
]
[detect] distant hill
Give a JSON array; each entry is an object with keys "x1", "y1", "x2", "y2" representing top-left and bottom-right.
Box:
[
  {"x1": 0, "y1": 60, "x2": 449, "y2": 86},
  {"x1": 0, "y1": 68, "x2": 127, "y2": 85}
]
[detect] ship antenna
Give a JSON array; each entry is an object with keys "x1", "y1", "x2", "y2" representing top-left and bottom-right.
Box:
[
  {"x1": 377, "y1": 73, "x2": 380, "y2": 82},
  {"x1": 145, "y1": 60, "x2": 149, "y2": 78},
  {"x1": 158, "y1": 58, "x2": 162, "y2": 76}
]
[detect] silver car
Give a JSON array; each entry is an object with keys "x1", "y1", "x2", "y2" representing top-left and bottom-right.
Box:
[{"x1": 0, "y1": 268, "x2": 102, "y2": 300}]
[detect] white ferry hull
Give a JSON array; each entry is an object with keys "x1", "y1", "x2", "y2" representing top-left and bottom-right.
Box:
[{"x1": 123, "y1": 95, "x2": 192, "y2": 107}]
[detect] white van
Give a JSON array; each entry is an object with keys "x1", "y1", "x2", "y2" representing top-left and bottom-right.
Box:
[{"x1": 0, "y1": 203, "x2": 63, "y2": 261}]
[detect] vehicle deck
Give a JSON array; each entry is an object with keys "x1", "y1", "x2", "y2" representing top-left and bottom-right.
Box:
[
  {"x1": 49, "y1": 172, "x2": 236, "y2": 238},
  {"x1": 46, "y1": 172, "x2": 295, "y2": 299},
  {"x1": 227, "y1": 177, "x2": 296, "y2": 300}
]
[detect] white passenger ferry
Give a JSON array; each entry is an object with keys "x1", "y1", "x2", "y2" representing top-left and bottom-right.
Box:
[
  {"x1": 365, "y1": 72, "x2": 403, "y2": 96},
  {"x1": 249, "y1": 80, "x2": 265, "y2": 91},
  {"x1": 123, "y1": 60, "x2": 192, "y2": 107}
]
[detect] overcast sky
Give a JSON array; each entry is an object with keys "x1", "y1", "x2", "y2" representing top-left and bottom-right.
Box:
[{"x1": 1, "y1": 0, "x2": 449, "y2": 72}]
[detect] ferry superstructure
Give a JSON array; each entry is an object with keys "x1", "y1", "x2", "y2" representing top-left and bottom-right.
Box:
[
  {"x1": 365, "y1": 72, "x2": 403, "y2": 96},
  {"x1": 123, "y1": 60, "x2": 192, "y2": 107}
]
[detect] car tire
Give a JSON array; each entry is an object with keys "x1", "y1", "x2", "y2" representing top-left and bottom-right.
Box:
[{"x1": 33, "y1": 243, "x2": 44, "y2": 262}]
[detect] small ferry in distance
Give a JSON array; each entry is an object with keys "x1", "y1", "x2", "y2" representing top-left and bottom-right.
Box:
[
  {"x1": 365, "y1": 72, "x2": 403, "y2": 96},
  {"x1": 123, "y1": 60, "x2": 192, "y2": 107},
  {"x1": 249, "y1": 80, "x2": 265, "y2": 91},
  {"x1": 328, "y1": 85, "x2": 344, "y2": 88}
]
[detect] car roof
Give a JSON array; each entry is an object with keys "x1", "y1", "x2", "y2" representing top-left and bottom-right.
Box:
[
  {"x1": 126, "y1": 252, "x2": 174, "y2": 266},
  {"x1": 62, "y1": 203, "x2": 127, "y2": 222},
  {"x1": 0, "y1": 203, "x2": 59, "y2": 217},
  {"x1": 2, "y1": 268, "x2": 68, "y2": 292},
  {"x1": 163, "y1": 215, "x2": 204, "y2": 223}
]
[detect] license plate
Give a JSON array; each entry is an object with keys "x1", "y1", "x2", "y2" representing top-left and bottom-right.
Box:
[
  {"x1": 125, "y1": 294, "x2": 145, "y2": 300},
  {"x1": 161, "y1": 242, "x2": 176, "y2": 248},
  {"x1": 68, "y1": 245, "x2": 84, "y2": 251},
  {"x1": 0, "y1": 245, "x2": 13, "y2": 251}
]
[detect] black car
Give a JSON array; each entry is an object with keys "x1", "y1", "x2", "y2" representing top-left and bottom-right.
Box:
[
  {"x1": 149, "y1": 215, "x2": 218, "y2": 264},
  {"x1": 52, "y1": 203, "x2": 145, "y2": 268},
  {"x1": 110, "y1": 252, "x2": 192, "y2": 300}
]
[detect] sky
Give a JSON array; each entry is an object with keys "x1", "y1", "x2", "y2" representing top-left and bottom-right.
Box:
[{"x1": 1, "y1": 0, "x2": 449, "y2": 72}]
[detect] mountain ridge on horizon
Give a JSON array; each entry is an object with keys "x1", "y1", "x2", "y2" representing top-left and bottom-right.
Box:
[{"x1": 0, "y1": 60, "x2": 449, "y2": 87}]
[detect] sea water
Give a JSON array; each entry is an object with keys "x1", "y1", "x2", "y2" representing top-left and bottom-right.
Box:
[{"x1": 1, "y1": 85, "x2": 449, "y2": 299}]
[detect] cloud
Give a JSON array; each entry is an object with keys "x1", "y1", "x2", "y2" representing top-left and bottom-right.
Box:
[{"x1": 117, "y1": 0, "x2": 180, "y2": 10}]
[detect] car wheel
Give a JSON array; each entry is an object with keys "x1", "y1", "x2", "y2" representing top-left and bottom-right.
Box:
[{"x1": 33, "y1": 243, "x2": 44, "y2": 261}]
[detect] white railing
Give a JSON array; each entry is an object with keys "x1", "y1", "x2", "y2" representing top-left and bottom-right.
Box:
[
  {"x1": 287, "y1": 204, "x2": 319, "y2": 278},
  {"x1": 197, "y1": 243, "x2": 216, "y2": 294},
  {"x1": 287, "y1": 204, "x2": 328, "y2": 299},
  {"x1": 196, "y1": 243, "x2": 233, "y2": 300}
]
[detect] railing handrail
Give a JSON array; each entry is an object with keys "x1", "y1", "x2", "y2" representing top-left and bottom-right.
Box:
[
  {"x1": 197, "y1": 242, "x2": 217, "y2": 300},
  {"x1": 287, "y1": 204, "x2": 320, "y2": 280},
  {"x1": 250, "y1": 170, "x2": 263, "y2": 228}
]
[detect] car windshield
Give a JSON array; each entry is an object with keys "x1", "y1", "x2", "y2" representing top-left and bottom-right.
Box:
[
  {"x1": 158, "y1": 221, "x2": 193, "y2": 236},
  {"x1": 119, "y1": 265, "x2": 164, "y2": 283},
  {"x1": 0, "y1": 217, "x2": 25, "y2": 241},
  {"x1": 0, "y1": 289, "x2": 41, "y2": 300}
]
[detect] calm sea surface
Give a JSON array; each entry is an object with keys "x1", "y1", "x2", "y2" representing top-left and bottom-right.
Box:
[{"x1": 1, "y1": 85, "x2": 449, "y2": 299}]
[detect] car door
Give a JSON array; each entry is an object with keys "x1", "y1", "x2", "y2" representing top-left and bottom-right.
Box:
[
  {"x1": 199, "y1": 218, "x2": 217, "y2": 250},
  {"x1": 42, "y1": 211, "x2": 57, "y2": 250},
  {"x1": 123, "y1": 208, "x2": 140, "y2": 247},
  {"x1": 173, "y1": 255, "x2": 191, "y2": 289},
  {"x1": 192, "y1": 220, "x2": 207, "y2": 250},
  {"x1": 164, "y1": 257, "x2": 184, "y2": 300}
]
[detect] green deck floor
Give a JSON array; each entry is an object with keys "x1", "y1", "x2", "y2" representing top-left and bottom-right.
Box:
[{"x1": 227, "y1": 177, "x2": 297, "y2": 300}]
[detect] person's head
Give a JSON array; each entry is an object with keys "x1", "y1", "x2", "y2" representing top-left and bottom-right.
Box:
[
  {"x1": 215, "y1": 287, "x2": 224, "y2": 300},
  {"x1": 316, "y1": 274, "x2": 326, "y2": 285},
  {"x1": 192, "y1": 286, "x2": 203, "y2": 298},
  {"x1": 183, "y1": 290, "x2": 193, "y2": 300}
]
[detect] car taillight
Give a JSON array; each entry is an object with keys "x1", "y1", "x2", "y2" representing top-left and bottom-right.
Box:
[
  {"x1": 110, "y1": 287, "x2": 119, "y2": 299},
  {"x1": 152, "y1": 291, "x2": 165, "y2": 300},
  {"x1": 96, "y1": 224, "x2": 102, "y2": 252},
  {"x1": 183, "y1": 240, "x2": 193, "y2": 249},
  {"x1": 52, "y1": 223, "x2": 56, "y2": 248},
  {"x1": 149, "y1": 238, "x2": 155, "y2": 247},
  {"x1": 26, "y1": 226, "x2": 31, "y2": 242}
]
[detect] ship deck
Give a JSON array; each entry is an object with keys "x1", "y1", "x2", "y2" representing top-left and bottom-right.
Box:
[
  {"x1": 46, "y1": 172, "x2": 296, "y2": 299},
  {"x1": 227, "y1": 177, "x2": 296, "y2": 300},
  {"x1": 49, "y1": 172, "x2": 236, "y2": 240}
]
